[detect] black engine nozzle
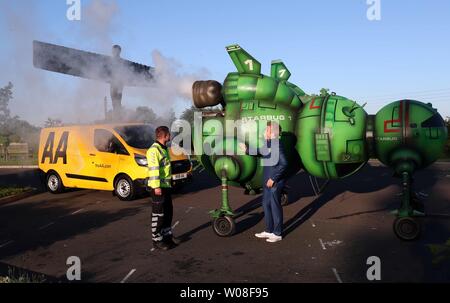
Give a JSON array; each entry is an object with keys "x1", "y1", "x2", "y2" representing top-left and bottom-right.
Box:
[{"x1": 192, "y1": 80, "x2": 224, "y2": 108}]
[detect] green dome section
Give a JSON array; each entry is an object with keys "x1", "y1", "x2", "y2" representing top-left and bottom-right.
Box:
[
  {"x1": 214, "y1": 156, "x2": 241, "y2": 181},
  {"x1": 374, "y1": 100, "x2": 448, "y2": 170},
  {"x1": 296, "y1": 95, "x2": 369, "y2": 179}
]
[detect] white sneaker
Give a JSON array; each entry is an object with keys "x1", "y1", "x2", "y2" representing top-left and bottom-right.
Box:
[
  {"x1": 266, "y1": 234, "x2": 282, "y2": 243},
  {"x1": 255, "y1": 231, "x2": 273, "y2": 239}
]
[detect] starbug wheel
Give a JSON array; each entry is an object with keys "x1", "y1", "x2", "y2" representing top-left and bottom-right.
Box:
[
  {"x1": 213, "y1": 215, "x2": 236, "y2": 237},
  {"x1": 393, "y1": 217, "x2": 421, "y2": 241}
]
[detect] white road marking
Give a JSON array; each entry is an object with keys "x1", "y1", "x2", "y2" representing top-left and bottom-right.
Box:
[
  {"x1": 185, "y1": 207, "x2": 194, "y2": 214},
  {"x1": 150, "y1": 248, "x2": 155, "y2": 252},
  {"x1": 324, "y1": 240, "x2": 343, "y2": 247},
  {"x1": 120, "y1": 269, "x2": 136, "y2": 283},
  {"x1": 172, "y1": 221, "x2": 180, "y2": 229},
  {"x1": 0, "y1": 241, "x2": 13, "y2": 248},
  {"x1": 38, "y1": 222, "x2": 55, "y2": 231},
  {"x1": 332, "y1": 268, "x2": 343, "y2": 283},
  {"x1": 319, "y1": 238, "x2": 327, "y2": 250},
  {"x1": 71, "y1": 208, "x2": 84, "y2": 215}
]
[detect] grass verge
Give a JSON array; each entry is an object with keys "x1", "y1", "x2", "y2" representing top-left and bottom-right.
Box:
[{"x1": 0, "y1": 187, "x2": 33, "y2": 199}]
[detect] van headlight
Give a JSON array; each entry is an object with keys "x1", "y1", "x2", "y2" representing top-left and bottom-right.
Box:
[{"x1": 134, "y1": 155, "x2": 148, "y2": 167}]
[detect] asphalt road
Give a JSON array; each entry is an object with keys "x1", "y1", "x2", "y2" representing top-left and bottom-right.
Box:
[{"x1": 0, "y1": 162, "x2": 449, "y2": 283}]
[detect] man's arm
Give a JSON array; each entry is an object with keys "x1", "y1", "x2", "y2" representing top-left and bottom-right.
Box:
[{"x1": 270, "y1": 143, "x2": 288, "y2": 183}]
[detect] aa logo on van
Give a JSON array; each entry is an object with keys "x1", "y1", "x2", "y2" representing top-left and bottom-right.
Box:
[{"x1": 41, "y1": 132, "x2": 69, "y2": 164}]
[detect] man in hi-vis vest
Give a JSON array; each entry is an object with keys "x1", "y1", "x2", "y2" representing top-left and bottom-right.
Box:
[{"x1": 147, "y1": 126, "x2": 177, "y2": 250}]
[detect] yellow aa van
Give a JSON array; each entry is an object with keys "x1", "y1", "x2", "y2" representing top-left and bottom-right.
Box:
[{"x1": 38, "y1": 123, "x2": 192, "y2": 200}]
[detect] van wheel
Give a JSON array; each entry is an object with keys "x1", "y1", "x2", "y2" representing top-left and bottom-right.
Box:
[
  {"x1": 115, "y1": 175, "x2": 135, "y2": 201},
  {"x1": 46, "y1": 172, "x2": 65, "y2": 194}
]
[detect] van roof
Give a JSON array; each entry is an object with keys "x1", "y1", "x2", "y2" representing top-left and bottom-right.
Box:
[{"x1": 42, "y1": 123, "x2": 154, "y2": 130}]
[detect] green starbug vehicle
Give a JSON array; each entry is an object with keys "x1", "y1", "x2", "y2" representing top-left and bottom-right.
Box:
[{"x1": 191, "y1": 44, "x2": 448, "y2": 241}]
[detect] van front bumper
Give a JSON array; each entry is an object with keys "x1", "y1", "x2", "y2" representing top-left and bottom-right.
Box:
[
  {"x1": 135, "y1": 174, "x2": 192, "y2": 189},
  {"x1": 172, "y1": 172, "x2": 193, "y2": 187}
]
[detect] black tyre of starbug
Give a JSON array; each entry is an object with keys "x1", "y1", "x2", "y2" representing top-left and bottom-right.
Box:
[
  {"x1": 114, "y1": 174, "x2": 136, "y2": 201},
  {"x1": 393, "y1": 217, "x2": 421, "y2": 241},
  {"x1": 46, "y1": 170, "x2": 65, "y2": 194},
  {"x1": 213, "y1": 215, "x2": 236, "y2": 237}
]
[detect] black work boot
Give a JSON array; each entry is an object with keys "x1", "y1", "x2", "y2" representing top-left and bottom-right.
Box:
[
  {"x1": 163, "y1": 236, "x2": 178, "y2": 248},
  {"x1": 153, "y1": 241, "x2": 172, "y2": 251}
]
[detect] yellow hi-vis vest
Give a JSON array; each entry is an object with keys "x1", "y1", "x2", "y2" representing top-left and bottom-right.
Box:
[{"x1": 146, "y1": 142, "x2": 172, "y2": 189}]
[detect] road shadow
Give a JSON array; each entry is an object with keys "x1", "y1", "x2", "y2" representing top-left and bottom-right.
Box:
[
  {"x1": 179, "y1": 163, "x2": 445, "y2": 242},
  {"x1": 305, "y1": 165, "x2": 449, "y2": 282},
  {"x1": 283, "y1": 163, "x2": 446, "y2": 238},
  {"x1": 177, "y1": 171, "x2": 323, "y2": 241},
  {"x1": 339, "y1": 169, "x2": 450, "y2": 282},
  {"x1": 176, "y1": 169, "x2": 221, "y2": 195},
  {"x1": 0, "y1": 195, "x2": 144, "y2": 259},
  {"x1": 234, "y1": 164, "x2": 396, "y2": 237}
]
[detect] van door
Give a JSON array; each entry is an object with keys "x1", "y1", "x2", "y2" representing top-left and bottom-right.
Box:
[{"x1": 88, "y1": 128, "x2": 129, "y2": 190}]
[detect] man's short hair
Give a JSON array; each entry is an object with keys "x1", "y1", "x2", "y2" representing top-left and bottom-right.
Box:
[
  {"x1": 267, "y1": 121, "x2": 282, "y2": 135},
  {"x1": 155, "y1": 126, "x2": 170, "y2": 139}
]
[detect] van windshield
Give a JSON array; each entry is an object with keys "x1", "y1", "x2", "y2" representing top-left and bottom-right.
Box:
[{"x1": 114, "y1": 125, "x2": 155, "y2": 149}]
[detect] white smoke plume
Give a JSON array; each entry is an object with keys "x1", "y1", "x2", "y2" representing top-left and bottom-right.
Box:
[
  {"x1": 82, "y1": 0, "x2": 119, "y2": 51},
  {"x1": 127, "y1": 50, "x2": 210, "y2": 107},
  {"x1": 0, "y1": 0, "x2": 208, "y2": 126}
]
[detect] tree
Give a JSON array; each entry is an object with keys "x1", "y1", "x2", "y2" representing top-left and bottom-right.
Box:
[
  {"x1": 0, "y1": 83, "x2": 40, "y2": 151},
  {"x1": 179, "y1": 106, "x2": 197, "y2": 125},
  {"x1": 0, "y1": 82, "x2": 14, "y2": 146},
  {"x1": 179, "y1": 105, "x2": 223, "y2": 126},
  {"x1": 445, "y1": 117, "x2": 450, "y2": 159},
  {"x1": 134, "y1": 106, "x2": 157, "y2": 124},
  {"x1": 161, "y1": 108, "x2": 176, "y2": 127},
  {"x1": 44, "y1": 118, "x2": 63, "y2": 128},
  {"x1": 0, "y1": 82, "x2": 13, "y2": 124}
]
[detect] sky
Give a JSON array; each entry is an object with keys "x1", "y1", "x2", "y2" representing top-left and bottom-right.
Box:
[{"x1": 0, "y1": 0, "x2": 449, "y2": 126}]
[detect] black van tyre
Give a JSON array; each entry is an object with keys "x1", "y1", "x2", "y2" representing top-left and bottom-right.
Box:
[
  {"x1": 114, "y1": 175, "x2": 135, "y2": 201},
  {"x1": 46, "y1": 171, "x2": 65, "y2": 194}
]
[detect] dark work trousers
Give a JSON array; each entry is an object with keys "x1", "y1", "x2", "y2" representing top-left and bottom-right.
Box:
[
  {"x1": 150, "y1": 188, "x2": 173, "y2": 242},
  {"x1": 262, "y1": 180, "x2": 285, "y2": 236}
]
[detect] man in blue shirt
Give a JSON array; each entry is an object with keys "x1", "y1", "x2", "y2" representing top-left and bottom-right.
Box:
[{"x1": 255, "y1": 122, "x2": 288, "y2": 243}]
